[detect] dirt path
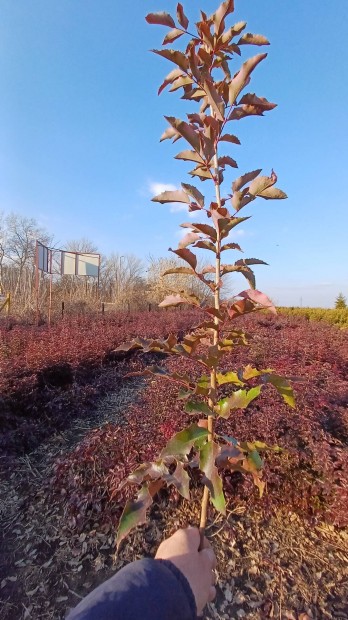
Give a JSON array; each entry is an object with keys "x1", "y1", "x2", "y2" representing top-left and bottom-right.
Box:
[
  {"x1": 1, "y1": 366, "x2": 348, "y2": 620},
  {"x1": 0, "y1": 367, "x2": 145, "y2": 619}
]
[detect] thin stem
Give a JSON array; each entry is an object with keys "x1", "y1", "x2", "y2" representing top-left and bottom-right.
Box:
[{"x1": 199, "y1": 120, "x2": 222, "y2": 548}]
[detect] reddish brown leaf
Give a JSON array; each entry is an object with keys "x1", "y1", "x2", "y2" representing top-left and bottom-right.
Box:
[
  {"x1": 182, "y1": 88, "x2": 206, "y2": 101},
  {"x1": 221, "y1": 242, "x2": 243, "y2": 252},
  {"x1": 239, "y1": 93, "x2": 276, "y2": 110},
  {"x1": 230, "y1": 104, "x2": 266, "y2": 120},
  {"x1": 159, "y1": 293, "x2": 199, "y2": 308},
  {"x1": 228, "y1": 297, "x2": 256, "y2": 319},
  {"x1": 228, "y1": 54, "x2": 267, "y2": 105},
  {"x1": 178, "y1": 233, "x2": 201, "y2": 249},
  {"x1": 198, "y1": 21, "x2": 214, "y2": 51},
  {"x1": 231, "y1": 189, "x2": 244, "y2": 211},
  {"x1": 249, "y1": 174, "x2": 276, "y2": 196},
  {"x1": 197, "y1": 47, "x2": 212, "y2": 65},
  {"x1": 189, "y1": 165, "x2": 212, "y2": 180},
  {"x1": 160, "y1": 126, "x2": 180, "y2": 142},
  {"x1": 146, "y1": 12, "x2": 176, "y2": 28},
  {"x1": 221, "y1": 264, "x2": 256, "y2": 288},
  {"x1": 152, "y1": 190, "x2": 190, "y2": 204},
  {"x1": 152, "y1": 49, "x2": 188, "y2": 72},
  {"x1": 217, "y1": 216, "x2": 250, "y2": 239},
  {"x1": 169, "y1": 76, "x2": 194, "y2": 92},
  {"x1": 162, "y1": 266, "x2": 194, "y2": 275},
  {"x1": 175, "y1": 150, "x2": 204, "y2": 163},
  {"x1": 169, "y1": 247, "x2": 197, "y2": 270},
  {"x1": 176, "y1": 3, "x2": 189, "y2": 29},
  {"x1": 181, "y1": 183, "x2": 205, "y2": 207},
  {"x1": 220, "y1": 134, "x2": 241, "y2": 145},
  {"x1": 165, "y1": 116, "x2": 200, "y2": 152},
  {"x1": 237, "y1": 33, "x2": 270, "y2": 46},
  {"x1": 188, "y1": 203, "x2": 202, "y2": 212},
  {"x1": 193, "y1": 240, "x2": 217, "y2": 253},
  {"x1": 235, "y1": 258, "x2": 268, "y2": 267},
  {"x1": 190, "y1": 223, "x2": 217, "y2": 240},
  {"x1": 221, "y1": 21, "x2": 246, "y2": 44},
  {"x1": 201, "y1": 265, "x2": 215, "y2": 274},
  {"x1": 204, "y1": 307, "x2": 226, "y2": 321},
  {"x1": 237, "y1": 289, "x2": 277, "y2": 315},
  {"x1": 203, "y1": 78, "x2": 225, "y2": 121},
  {"x1": 258, "y1": 186, "x2": 287, "y2": 200},
  {"x1": 232, "y1": 169, "x2": 262, "y2": 192},
  {"x1": 218, "y1": 155, "x2": 238, "y2": 169},
  {"x1": 114, "y1": 340, "x2": 142, "y2": 353},
  {"x1": 158, "y1": 68, "x2": 184, "y2": 95},
  {"x1": 163, "y1": 28, "x2": 185, "y2": 45},
  {"x1": 213, "y1": 0, "x2": 235, "y2": 37}
]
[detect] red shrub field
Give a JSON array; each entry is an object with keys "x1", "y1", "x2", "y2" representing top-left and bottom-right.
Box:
[
  {"x1": 2, "y1": 310, "x2": 346, "y2": 531},
  {"x1": 1, "y1": 310, "x2": 348, "y2": 620},
  {"x1": 49, "y1": 313, "x2": 348, "y2": 532},
  {"x1": 0, "y1": 311, "x2": 199, "y2": 462}
]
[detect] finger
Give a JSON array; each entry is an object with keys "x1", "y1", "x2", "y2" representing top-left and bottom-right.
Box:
[
  {"x1": 200, "y1": 547, "x2": 217, "y2": 570},
  {"x1": 184, "y1": 526, "x2": 200, "y2": 550},
  {"x1": 201, "y1": 536, "x2": 212, "y2": 550},
  {"x1": 208, "y1": 586, "x2": 216, "y2": 602},
  {"x1": 173, "y1": 526, "x2": 200, "y2": 551}
]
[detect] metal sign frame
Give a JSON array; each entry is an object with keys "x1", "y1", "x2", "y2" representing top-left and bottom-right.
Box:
[{"x1": 35, "y1": 241, "x2": 101, "y2": 325}]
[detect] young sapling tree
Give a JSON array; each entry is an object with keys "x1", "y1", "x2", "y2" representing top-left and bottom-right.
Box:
[
  {"x1": 116, "y1": 0, "x2": 294, "y2": 548},
  {"x1": 335, "y1": 293, "x2": 347, "y2": 309}
]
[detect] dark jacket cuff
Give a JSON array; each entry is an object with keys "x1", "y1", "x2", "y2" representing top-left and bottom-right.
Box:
[{"x1": 156, "y1": 559, "x2": 197, "y2": 619}]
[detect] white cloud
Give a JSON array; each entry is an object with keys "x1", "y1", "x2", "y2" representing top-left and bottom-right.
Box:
[
  {"x1": 231, "y1": 228, "x2": 246, "y2": 238},
  {"x1": 149, "y1": 182, "x2": 176, "y2": 196},
  {"x1": 148, "y1": 181, "x2": 196, "y2": 216},
  {"x1": 170, "y1": 202, "x2": 189, "y2": 214},
  {"x1": 228, "y1": 229, "x2": 255, "y2": 239},
  {"x1": 175, "y1": 228, "x2": 188, "y2": 239}
]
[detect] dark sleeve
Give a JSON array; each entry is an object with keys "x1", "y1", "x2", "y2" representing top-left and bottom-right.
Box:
[{"x1": 65, "y1": 558, "x2": 197, "y2": 620}]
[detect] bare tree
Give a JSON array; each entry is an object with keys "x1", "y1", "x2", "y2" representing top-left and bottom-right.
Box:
[
  {"x1": 101, "y1": 253, "x2": 145, "y2": 309},
  {"x1": 65, "y1": 238, "x2": 99, "y2": 254},
  {"x1": 146, "y1": 256, "x2": 214, "y2": 306},
  {"x1": 0, "y1": 212, "x2": 6, "y2": 290},
  {"x1": 0, "y1": 213, "x2": 52, "y2": 312},
  {"x1": 56, "y1": 238, "x2": 100, "y2": 308}
]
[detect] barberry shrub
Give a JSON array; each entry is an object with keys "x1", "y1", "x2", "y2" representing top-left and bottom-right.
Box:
[{"x1": 116, "y1": 0, "x2": 295, "y2": 547}]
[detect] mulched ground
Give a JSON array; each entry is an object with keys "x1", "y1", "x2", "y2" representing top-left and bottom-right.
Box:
[{"x1": 1, "y1": 314, "x2": 348, "y2": 619}]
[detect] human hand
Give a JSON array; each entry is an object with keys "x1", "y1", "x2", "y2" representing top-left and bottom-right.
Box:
[{"x1": 155, "y1": 527, "x2": 217, "y2": 616}]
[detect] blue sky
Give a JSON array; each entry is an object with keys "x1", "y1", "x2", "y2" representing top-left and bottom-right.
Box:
[{"x1": 0, "y1": 0, "x2": 347, "y2": 307}]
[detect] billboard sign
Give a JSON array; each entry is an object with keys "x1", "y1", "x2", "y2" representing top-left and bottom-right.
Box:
[
  {"x1": 37, "y1": 242, "x2": 50, "y2": 273},
  {"x1": 61, "y1": 251, "x2": 100, "y2": 277}
]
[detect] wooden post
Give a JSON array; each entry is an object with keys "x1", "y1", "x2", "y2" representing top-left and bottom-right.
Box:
[
  {"x1": 35, "y1": 240, "x2": 39, "y2": 326},
  {"x1": 48, "y1": 250, "x2": 53, "y2": 327},
  {"x1": 102, "y1": 302, "x2": 105, "y2": 315},
  {"x1": 61, "y1": 301, "x2": 65, "y2": 318},
  {"x1": 0, "y1": 292, "x2": 10, "y2": 316}
]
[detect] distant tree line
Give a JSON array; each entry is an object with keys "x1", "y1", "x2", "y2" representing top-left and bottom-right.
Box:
[{"x1": 0, "y1": 212, "x2": 217, "y2": 319}]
